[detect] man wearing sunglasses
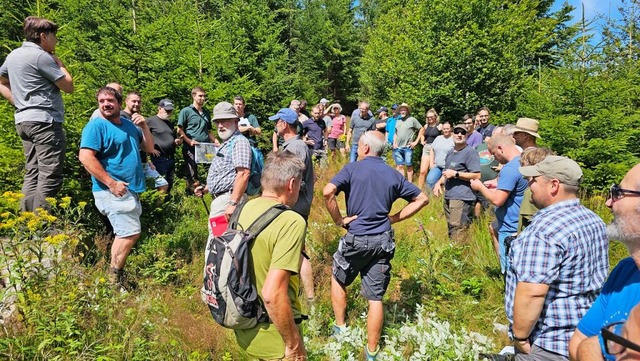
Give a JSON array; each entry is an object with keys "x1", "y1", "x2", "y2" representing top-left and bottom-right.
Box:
[
  {"x1": 570, "y1": 164, "x2": 640, "y2": 361},
  {"x1": 507, "y1": 156, "x2": 608, "y2": 360}
]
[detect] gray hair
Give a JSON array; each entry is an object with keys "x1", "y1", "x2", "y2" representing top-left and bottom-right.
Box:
[
  {"x1": 261, "y1": 151, "x2": 305, "y2": 194},
  {"x1": 360, "y1": 131, "x2": 386, "y2": 156},
  {"x1": 502, "y1": 124, "x2": 517, "y2": 136}
]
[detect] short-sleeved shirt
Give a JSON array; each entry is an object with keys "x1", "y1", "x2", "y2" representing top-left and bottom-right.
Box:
[
  {"x1": 323, "y1": 115, "x2": 332, "y2": 128},
  {"x1": 477, "y1": 142, "x2": 499, "y2": 182},
  {"x1": 394, "y1": 116, "x2": 422, "y2": 147},
  {"x1": 177, "y1": 105, "x2": 211, "y2": 143},
  {"x1": 282, "y1": 136, "x2": 314, "y2": 217},
  {"x1": 505, "y1": 199, "x2": 609, "y2": 357},
  {"x1": 0, "y1": 42, "x2": 65, "y2": 124},
  {"x1": 350, "y1": 113, "x2": 381, "y2": 145},
  {"x1": 206, "y1": 132, "x2": 251, "y2": 195},
  {"x1": 576, "y1": 257, "x2": 640, "y2": 360},
  {"x1": 385, "y1": 116, "x2": 397, "y2": 144},
  {"x1": 80, "y1": 116, "x2": 145, "y2": 193},
  {"x1": 302, "y1": 118, "x2": 326, "y2": 150},
  {"x1": 423, "y1": 125, "x2": 440, "y2": 145},
  {"x1": 146, "y1": 115, "x2": 177, "y2": 157},
  {"x1": 495, "y1": 156, "x2": 528, "y2": 234},
  {"x1": 443, "y1": 146, "x2": 481, "y2": 201},
  {"x1": 477, "y1": 123, "x2": 496, "y2": 140},
  {"x1": 330, "y1": 156, "x2": 422, "y2": 235},
  {"x1": 466, "y1": 130, "x2": 482, "y2": 148},
  {"x1": 430, "y1": 135, "x2": 454, "y2": 168},
  {"x1": 234, "y1": 197, "x2": 305, "y2": 359},
  {"x1": 328, "y1": 115, "x2": 346, "y2": 139},
  {"x1": 238, "y1": 113, "x2": 260, "y2": 145}
]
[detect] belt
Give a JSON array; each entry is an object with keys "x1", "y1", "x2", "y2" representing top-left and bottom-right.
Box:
[{"x1": 212, "y1": 190, "x2": 231, "y2": 198}]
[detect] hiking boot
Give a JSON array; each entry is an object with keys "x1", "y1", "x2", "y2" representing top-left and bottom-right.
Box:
[
  {"x1": 364, "y1": 345, "x2": 380, "y2": 361},
  {"x1": 107, "y1": 267, "x2": 136, "y2": 293}
]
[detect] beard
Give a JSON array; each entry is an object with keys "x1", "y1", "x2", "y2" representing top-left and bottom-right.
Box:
[
  {"x1": 218, "y1": 127, "x2": 235, "y2": 141},
  {"x1": 607, "y1": 213, "x2": 640, "y2": 245}
]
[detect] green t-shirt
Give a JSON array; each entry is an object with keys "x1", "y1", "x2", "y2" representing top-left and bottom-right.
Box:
[
  {"x1": 394, "y1": 116, "x2": 422, "y2": 147},
  {"x1": 177, "y1": 105, "x2": 211, "y2": 143},
  {"x1": 517, "y1": 187, "x2": 539, "y2": 233},
  {"x1": 234, "y1": 198, "x2": 305, "y2": 359}
]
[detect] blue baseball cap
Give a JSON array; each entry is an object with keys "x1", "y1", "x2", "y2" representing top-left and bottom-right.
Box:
[
  {"x1": 391, "y1": 104, "x2": 398, "y2": 110},
  {"x1": 268, "y1": 108, "x2": 298, "y2": 124}
]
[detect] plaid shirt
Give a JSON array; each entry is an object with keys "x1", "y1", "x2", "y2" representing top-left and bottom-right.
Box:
[
  {"x1": 206, "y1": 131, "x2": 251, "y2": 195},
  {"x1": 505, "y1": 198, "x2": 608, "y2": 357}
]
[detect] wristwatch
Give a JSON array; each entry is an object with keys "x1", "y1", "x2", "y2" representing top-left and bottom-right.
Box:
[
  {"x1": 228, "y1": 200, "x2": 238, "y2": 206},
  {"x1": 455, "y1": 171, "x2": 460, "y2": 178},
  {"x1": 511, "y1": 334, "x2": 529, "y2": 342}
]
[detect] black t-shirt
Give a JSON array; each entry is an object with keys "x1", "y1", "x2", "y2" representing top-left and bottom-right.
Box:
[
  {"x1": 147, "y1": 115, "x2": 177, "y2": 157},
  {"x1": 424, "y1": 125, "x2": 441, "y2": 144}
]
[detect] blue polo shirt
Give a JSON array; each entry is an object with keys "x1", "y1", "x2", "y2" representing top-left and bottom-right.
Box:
[{"x1": 330, "y1": 156, "x2": 422, "y2": 235}]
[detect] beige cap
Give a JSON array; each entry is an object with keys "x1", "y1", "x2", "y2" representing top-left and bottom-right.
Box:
[
  {"x1": 212, "y1": 101, "x2": 239, "y2": 121},
  {"x1": 514, "y1": 117, "x2": 541, "y2": 138},
  {"x1": 519, "y1": 155, "x2": 583, "y2": 186}
]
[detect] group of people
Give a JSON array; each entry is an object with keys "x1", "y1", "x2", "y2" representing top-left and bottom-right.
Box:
[{"x1": 4, "y1": 15, "x2": 640, "y2": 361}]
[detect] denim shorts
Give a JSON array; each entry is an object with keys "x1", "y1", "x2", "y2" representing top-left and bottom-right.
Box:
[
  {"x1": 93, "y1": 190, "x2": 142, "y2": 237},
  {"x1": 142, "y1": 163, "x2": 169, "y2": 188},
  {"x1": 392, "y1": 147, "x2": 413, "y2": 166},
  {"x1": 332, "y1": 230, "x2": 395, "y2": 301}
]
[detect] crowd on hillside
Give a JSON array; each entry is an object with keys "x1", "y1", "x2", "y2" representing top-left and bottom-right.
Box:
[{"x1": 4, "y1": 16, "x2": 640, "y2": 361}]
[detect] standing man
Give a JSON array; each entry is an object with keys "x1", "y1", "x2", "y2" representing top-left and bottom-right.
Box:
[
  {"x1": 433, "y1": 124, "x2": 481, "y2": 239},
  {"x1": 79, "y1": 86, "x2": 154, "y2": 290},
  {"x1": 234, "y1": 95, "x2": 261, "y2": 146},
  {"x1": 393, "y1": 103, "x2": 422, "y2": 181},
  {"x1": 233, "y1": 151, "x2": 307, "y2": 361},
  {"x1": 506, "y1": 156, "x2": 608, "y2": 360},
  {"x1": 470, "y1": 134, "x2": 528, "y2": 274},
  {"x1": 194, "y1": 102, "x2": 250, "y2": 220},
  {"x1": 177, "y1": 86, "x2": 217, "y2": 194},
  {"x1": 324, "y1": 131, "x2": 428, "y2": 359},
  {"x1": 346, "y1": 101, "x2": 383, "y2": 163},
  {"x1": 569, "y1": 165, "x2": 640, "y2": 361},
  {"x1": 271, "y1": 107, "x2": 316, "y2": 302},
  {"x1": 476, "y1": 107, "x2": 496, "y2": 141},
  {"x1": 464, "y1": 114, "x2": 482, "y2": 148},
  {"x1": 385, "y1": 105, "x2": 398, "y2": 147},
  {"x1": 302, "y1": 104, "x2": 329, "y2": 164},
  {"x1": 147, "y1": 99, "x2": 181, "y2": 193},
  {"x1": 0, "y1": 16, "x2": 74, "y2": 212}
]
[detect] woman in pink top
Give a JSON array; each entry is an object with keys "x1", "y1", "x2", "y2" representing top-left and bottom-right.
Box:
[{"x1": 327, "y1": 103, "x2": 347, "y2": 158}]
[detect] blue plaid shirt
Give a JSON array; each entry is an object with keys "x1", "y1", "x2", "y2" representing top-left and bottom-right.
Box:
[
  {"x1": 206, "y1": 131, "x2": 251, "y2": 195},
  {"x1": 505, "y1": 198, "x2": 608, "y2": 357}
]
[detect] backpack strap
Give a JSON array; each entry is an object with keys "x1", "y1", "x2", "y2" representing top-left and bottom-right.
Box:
[
  {"x1": 244, "y1": 204, "x2": 289, "y2": 239},
  {"x1": 227, "y1": 199, "x2": 249, "y2": 230}
]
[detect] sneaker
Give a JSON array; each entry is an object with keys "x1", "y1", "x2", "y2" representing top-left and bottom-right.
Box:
[
  {"x1": 331, "y1": 323, "x2": 347, "y2": 337},
  {"x1": 365, "y1": 345, "x2": 380, "y2": 361}
]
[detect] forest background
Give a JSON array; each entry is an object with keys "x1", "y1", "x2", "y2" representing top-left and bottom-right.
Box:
[{"x1": 0, "y1": 0, "x2": 639, "y2": 360}]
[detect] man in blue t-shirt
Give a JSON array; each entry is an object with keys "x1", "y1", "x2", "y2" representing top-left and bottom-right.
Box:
[
  {"x1": 569, "y1": 163, "x2": 640, "y2": 361},
  {"x1": 79, "y1": 86, "x2": 155, "y2": 291},
  {"x1": 323, "y1": 131, "x2": 429, "y2": 359},
  {"x1": 471, "y1": 134, "x2": 527, "y2": 274}
]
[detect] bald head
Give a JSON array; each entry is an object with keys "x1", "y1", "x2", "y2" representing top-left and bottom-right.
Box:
[
  {"x1": 106, "y1": 82, "x2": 123, "y2": 96},
  {"x1": 488, "y1": 134, "x2": 519, "y2": 164}
]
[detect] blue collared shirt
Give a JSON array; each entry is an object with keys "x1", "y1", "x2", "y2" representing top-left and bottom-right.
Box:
[{"x1": 505, "y1": 198, "x2": 608, "y2": 357}]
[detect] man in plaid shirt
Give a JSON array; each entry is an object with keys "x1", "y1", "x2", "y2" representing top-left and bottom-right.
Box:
[
  {"x1": 505, "y1": 155, "x2": 608, "y2": 360},
  {"x1": 195, "y1": 101, "x2": 251, "y2": 221}
]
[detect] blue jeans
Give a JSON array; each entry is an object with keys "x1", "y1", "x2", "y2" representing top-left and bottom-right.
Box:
[
  {"x1": 349, "y1": 143, "x2": 359, "y2": 162},
  {"x1": 392, "y1": 147, "x2": 413, "y2": 166},
  {"x1": 498, "y1": 231, "x2": 514, "y2": 274},
  {"x1": 151, "y1": 156, "x2": 175, "y2": 192},
  {"x1": 426, "y1": 166, "x2": 443, "y2": 189}
]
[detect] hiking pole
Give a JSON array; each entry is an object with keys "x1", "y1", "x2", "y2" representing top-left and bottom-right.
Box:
[{"x1": 193, "y1": 181, "x2": 209, "y2": 214}]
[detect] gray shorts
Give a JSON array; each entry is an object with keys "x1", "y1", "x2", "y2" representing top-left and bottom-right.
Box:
[
  {"x1": 332, "y1": 230, "x2": 395, "y2": 301},
  {"x1": 327, "y1": 138, "x2": 344, "y2": 150},
  {"x1": 93, "y1": 190, "x2": 142, "y2": 237}
]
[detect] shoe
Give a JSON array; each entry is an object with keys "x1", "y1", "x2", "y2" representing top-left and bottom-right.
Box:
[
  {"x1": 331, "y1": 323, "x2": 347, "y2": 337},
  {"x1": 365, "y1": 345, "x2": 380, "y2": 361}
]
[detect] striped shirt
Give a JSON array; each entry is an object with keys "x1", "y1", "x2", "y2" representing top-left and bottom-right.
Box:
[
  {"x1": 206, "y1": 132, "x2": 251, "y2": 195},
  {"x1": 505, "y1": 198, "x2": 608, "y2": 357}
]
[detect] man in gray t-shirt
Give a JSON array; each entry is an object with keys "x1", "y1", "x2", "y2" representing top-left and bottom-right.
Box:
[
  {"x1": 0, "y1": 16, "x2": 74, "y2": 212},
  {"x1": 346, "y1": 101, "x2": 383, "y2": 163}
]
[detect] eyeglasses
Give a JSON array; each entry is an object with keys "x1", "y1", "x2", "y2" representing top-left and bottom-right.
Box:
[
  {"x1": 609, "y1": 184, "x2": 640, "y2": 201},
  {"x1": 602, "y1": 321, "x2": 640, "y2": 355},
  {"x1": 464, "y1": 121, "x2": 473, "y2": 125},
  {"x1": 453, "y1": 129, "x2": 467, "y2": 135}
]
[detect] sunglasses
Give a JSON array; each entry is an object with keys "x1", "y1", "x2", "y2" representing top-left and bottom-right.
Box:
[
  {"x1": 453, "y1": 129, "x2": 467, "y2": 135},
  {"x1": 602, "y1": 321, "x2": 640, "y2": 355},
  {"x1": 609, "y1": 184, "x2": 640, "y2": 201}
]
